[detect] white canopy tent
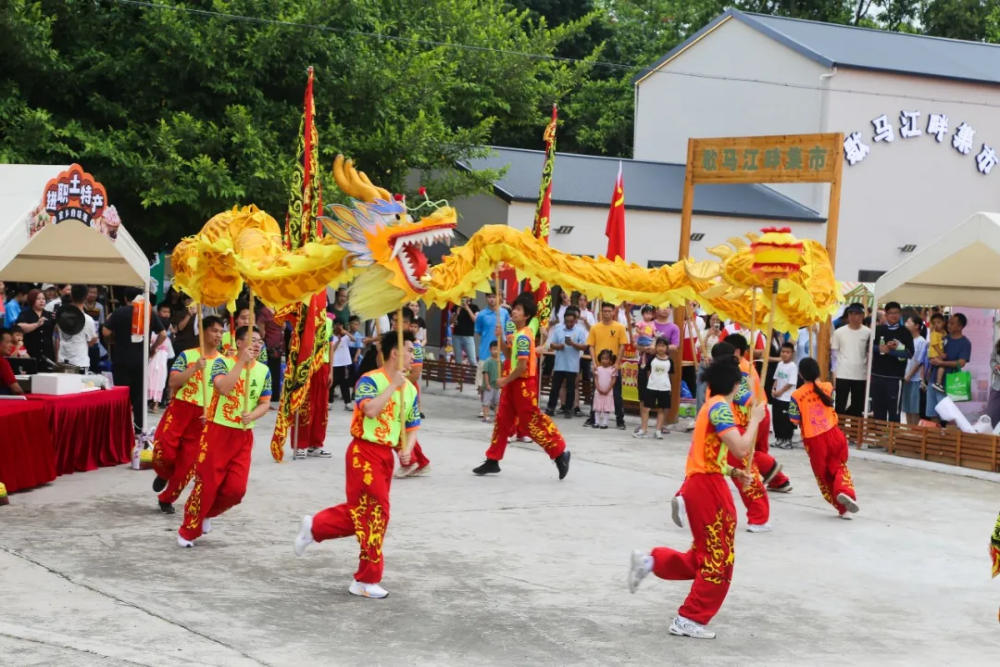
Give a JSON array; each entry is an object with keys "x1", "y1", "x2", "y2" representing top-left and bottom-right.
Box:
[
  {"x1": 0, "y1": 163, "x2": 152, "y2": 433},
  {"x1": 863, "y1": 211, "x2": 1000, "y2": 417}
]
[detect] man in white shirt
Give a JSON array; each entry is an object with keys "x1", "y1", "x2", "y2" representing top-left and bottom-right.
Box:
[
  {"x1": 55, "y1": 285, "x2": 97, "y2": 367},
  {"x1": 831, "y1": 303, "x2": 872, "y2": 416},
  {"x1": 770, "y1": 342, "x2": 798, "y2": 448}
]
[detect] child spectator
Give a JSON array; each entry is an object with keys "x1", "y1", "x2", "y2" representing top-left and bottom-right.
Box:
[
  {"x1": 480, "y1": 341, "x2": 500, "y2": 421},
  {"x1": 592, "y1": 349, "x2": 618, "y2": 429},
  {"x1": 636, "y1": 337, "x2": 672, "y2": 439},
  {"x1": 927, "y1": 312, "x2": 946, "y2": 392},
  {"x1": 770, "y1": 342, "x2": 798, "y2": 448}
]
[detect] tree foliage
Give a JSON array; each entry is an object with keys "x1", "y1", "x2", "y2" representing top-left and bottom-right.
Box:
[
  {"x1": 0, "y1": 0, "x2": 591, "y2": 250},
  {"x1": 4, "y1": 0, "x2": 1000, "y2": 254}
]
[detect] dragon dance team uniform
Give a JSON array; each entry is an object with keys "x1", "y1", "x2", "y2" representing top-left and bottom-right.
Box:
[
  {"x1": 650, "y1": 396, "x2": 739, "y2": 626},
  {"x1": 407, "y1": 341, "x2": 430, "y2": 470},
  {"x1": 739, "y1": 358, "x2": 790, "y2": 491},
  {"x1": 178, "y1": 357, "x2": 271, "y2": 542},
  {"x1": 485, "y1": 325, "x2": 566, "y2": 463},
  {"x1": 676, "y1": 373, "x2": 770, "y2": 527},
  {"x1": 789, "y1": 382, "x2": 858, "y2": 516},
  {"x1": 299, "y1": 317, "x2": 333, "y2": 452},
  {"x1": 152, "y1": 348, "x2": 219, "y2": 505},
  {"x1": 306, "y1": 369, "x2": 420, "y2": 584}
]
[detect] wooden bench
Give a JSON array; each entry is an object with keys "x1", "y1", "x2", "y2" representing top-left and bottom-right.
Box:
[{"x1": 422, "y1": 359, "x2": 478, "y2": 391}]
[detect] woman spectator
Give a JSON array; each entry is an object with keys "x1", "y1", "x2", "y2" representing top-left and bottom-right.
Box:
[
  {"x1": 987, "y1": 339, "x2": 1000, "y2": 427},
  {"x1": 901, "y1": 315, "x2": 927, "y2": 425},
  {"x1": 16, "y1": 288, "x2": 55, "y2": 362}
]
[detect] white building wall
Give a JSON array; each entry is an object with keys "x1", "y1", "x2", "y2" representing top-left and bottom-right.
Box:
[{"x1": 826, "y1": 68, "x2": 1000, "y2": 280}]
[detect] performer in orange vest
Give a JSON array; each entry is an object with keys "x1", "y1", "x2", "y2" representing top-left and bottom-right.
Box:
[
  {"x1": 473, "y1": 292, "x2": 570, "y2": 479},
  {"x1": 628, "y1": 355, "x2": 764, "y2": 639},
  {"x1": 671, "y1": 341, "x2": 770, "y2": 532},
  {"x1": 727, "y1": 333, "x2": 792, "y2": 493},
  {"x1": 150, "y1": 315, "x2": 225, "y2": 513},
  {"x1": 789, "y1": 358, "x2": 859, "y2": 518}
]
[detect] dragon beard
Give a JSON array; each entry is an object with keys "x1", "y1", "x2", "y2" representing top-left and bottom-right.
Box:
[{"x1": 349, "y1": 264, "x2": 411, "y2": 321}]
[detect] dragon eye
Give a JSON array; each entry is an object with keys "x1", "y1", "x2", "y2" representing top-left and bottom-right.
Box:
[{"x1": 395, "y1": 214, "x2": 401, "y2": 221}]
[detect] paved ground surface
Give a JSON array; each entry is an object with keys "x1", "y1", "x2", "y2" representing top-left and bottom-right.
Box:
[{"x1": 3, "y1": 386, "x2": 1000, "y2": 666}]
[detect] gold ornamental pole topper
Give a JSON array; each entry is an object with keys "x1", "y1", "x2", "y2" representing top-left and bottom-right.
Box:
[{"x1": 750, "y1": 227, "x2": 805, "y2": 388}]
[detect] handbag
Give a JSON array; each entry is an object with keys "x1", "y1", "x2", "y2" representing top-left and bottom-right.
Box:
[{"x1": 944, "y1": 370, "x2": 972, "y2": 402}]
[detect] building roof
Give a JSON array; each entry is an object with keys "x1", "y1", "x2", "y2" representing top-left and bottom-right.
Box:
[
  {"x1": 637, "y1": 9, "x2": 1000, "y2": 87},
  {"x1": 457, "y1": 147, "x2": 823, "y2": 222}
]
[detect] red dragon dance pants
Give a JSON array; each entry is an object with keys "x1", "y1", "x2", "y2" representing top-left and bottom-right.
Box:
[{"x1": 486, "y1": 377, "x2": 566, "y2": 461}]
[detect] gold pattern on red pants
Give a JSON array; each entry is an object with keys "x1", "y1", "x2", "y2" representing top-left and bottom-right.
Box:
[
  {"x1": 349, "y1": 493, "x2": 386, "y2": 563},
  {"x1": 701, "y1": 507, "x2": 735, "y2": 585}
]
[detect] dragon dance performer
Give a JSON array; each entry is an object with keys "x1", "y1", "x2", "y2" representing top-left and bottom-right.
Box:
[
  {"x1": 220, "y1": 305, "x2": 268, "y2": 363},
  {"x1": 628, "y1": 355, "x2": 764, "y2": 640},
  {"x1": 728, "y1": 334, "x2": 791, "y2": 493},
  {"x1": 151, "y1": 315, "x2": 225, "y2": 514},
  {"x1": 177, "y1": 327, "x2": 271, "y2": 547},
  {"x1": 473, "y1": 292, "x2": 570, "y2": 479},
  {"x1": 293, "y1": 330, "x2": 420, "y2": 599},
  {"x1": 789, "y1": 358, "x2": 859, "y2": 518},
  {"x1": 396, "y1": 313, "x2": 431, "y2": 477},
  {"x1": 293, "y1": 314, "x2": 333, "y2": 459},
  {"x1": 672, "y1": 341, "x2": 771, "y2": 532},
  {"x1": 991, "y1": 512, "x2": 1000, "y2": 579}
]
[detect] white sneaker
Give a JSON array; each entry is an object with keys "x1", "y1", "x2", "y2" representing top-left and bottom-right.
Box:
[
  {"x1": 344, "y1": 404, "x2": 353, "y2": 412},
  {"x1": 293, "y1": 449, "x2": 307, "y2": 460},
  {"x1": 632, "y1": 431, "x2": 648, "y2": 439},
  {"x1": 746, "y1": 522, "x2": 772, "y2": 533},
  {"x1": 307, "y1": 447, "x2": 332, "y2": 458},
  {"x1": 836, "y1": 493, "x2": 859, "y2": 514},
  {"x1": 202, "y1": 518, "x2": 213, "y2": 534},
  {"x1": 410, "y1": 464, "x2": 430, "y2": 477},
  {"x1": 839, "y1": 513, "x2": 853, "y2": 520},
  {"x1": 394, "y1": 463, "x2": 418, "y2": 478},
  {"x1": 655, "y1": 431, "x2": 664, "y2": 440},
  {"x1": 627, "y1": 550, "x2": 652, "y2": 593},
  {"x1": 517, "y1": 436, "x2": 532, "y2": 443},
  {"x1": 177, "y1": 535, "x2": 195, "y2": 548},
  {"x1": 671, "y1": 495, "x2": 687, "y2": 529},
  {"x1": 669, "y1": 615, "x2": 716, "y2": 639},
  {"x1": 348, "y1": 580, "x2": 389, "y2": 599},
  {"x1": 294, "y1": 515, "x2": 314, "y2": 556}
]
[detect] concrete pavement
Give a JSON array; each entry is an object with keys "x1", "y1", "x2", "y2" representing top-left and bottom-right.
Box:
[{"x1": 2, "y1": 386, "x2": 1000, "y2": 665}]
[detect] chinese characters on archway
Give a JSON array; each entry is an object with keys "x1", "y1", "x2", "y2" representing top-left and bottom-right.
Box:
[
  {"x1": 844, "y1": 111, "x2": 997, "y2": 175},
  {"x1": 692, "y1": 134, "x2": 841, "y2": 184}
]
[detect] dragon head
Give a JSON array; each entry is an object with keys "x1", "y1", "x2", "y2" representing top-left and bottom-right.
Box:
[{"x1": 321, "y1": 154, "x2": 456, "y2": 318}]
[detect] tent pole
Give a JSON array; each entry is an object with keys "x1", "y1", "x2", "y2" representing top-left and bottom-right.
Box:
[
  {"x1": 861, "y1": 284, "x2": 877, "y2": 427},
  {"x1": 142, "y1": 278, "x2": 151, "y2": 435}
]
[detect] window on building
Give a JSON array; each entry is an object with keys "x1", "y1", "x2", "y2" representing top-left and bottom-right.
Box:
[
  {"x1": 857, "y1": 270, "x2": 885, "y2": 282},
  {"x1": 647, "y1": 260, "x2": 675, "y2": 268}
]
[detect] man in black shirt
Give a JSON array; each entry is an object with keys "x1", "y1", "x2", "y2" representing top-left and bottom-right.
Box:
[
  {"x1": 869, "y1": 301, "x2": 914, "y2": 423},
  {"x1": 102, "y1": 288, "x2": 166, "y2": 432},
  {"x1": 451, "y1": 297, "x2": 479, "y2": 365}
]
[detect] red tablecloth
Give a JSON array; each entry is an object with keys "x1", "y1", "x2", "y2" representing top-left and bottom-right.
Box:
[
  {"x1": 27, "y1": 387, "x2": 133, "y2": 475},
  {"x1": 0, "y1": 400, "x2": 57, "y2": 492}
]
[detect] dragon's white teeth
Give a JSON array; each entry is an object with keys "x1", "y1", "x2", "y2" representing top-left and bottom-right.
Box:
[{"x1": 390, "y1": 241, "x2": 402, "y2": 261}]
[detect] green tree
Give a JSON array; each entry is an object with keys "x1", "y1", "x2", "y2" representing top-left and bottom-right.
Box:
[{"x1": 0, "y1": 0, "x2": 590, "y2": 251}]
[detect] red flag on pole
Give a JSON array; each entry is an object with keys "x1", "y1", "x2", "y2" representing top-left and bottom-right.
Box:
[
  {"x1": 605, "y1": 161, "x2": 625, "y2": 260},
  {"x1": 270, "y1": 66, "x2": 328, "y2": 462}
]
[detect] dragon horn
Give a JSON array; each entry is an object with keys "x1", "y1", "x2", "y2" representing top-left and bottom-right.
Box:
[
  {"x1": 357, "y1": 170, "x2": 393, "y2": 201},
  {"x1": 333, "y1": 154, "x2": 379, "y2": 202}
]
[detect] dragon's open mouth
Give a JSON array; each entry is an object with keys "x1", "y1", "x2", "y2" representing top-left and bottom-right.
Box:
[{"x1": 390, "y1": 225, "x2": 454, "y2": 292}]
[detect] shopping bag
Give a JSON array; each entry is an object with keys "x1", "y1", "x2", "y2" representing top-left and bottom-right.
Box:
[{"x1": 945, "y1": 370, "x2": 972, "y2": 402}]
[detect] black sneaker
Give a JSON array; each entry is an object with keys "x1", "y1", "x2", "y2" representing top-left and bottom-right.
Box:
[
  {"x1": 583, "y1": 418, "x2": 595, "y2": 428},
  {"x1": 616, "y1": 422, "x2": 627, "y2": 430},
  {"x1": 472, "y1": 459, "x2": 501, "y2": 475},
  {"x1": 152, "y1": 476, "x2": 167, "y2": 493},
  {"x1": 554, "y1": 451, "x2": 571, "y2": 480},
  {"x1": 561, "y1": 409, "x2": 574, "y2": 418},
  {"x1": 544, "y1": 409, "x2": 555, "y2": 417},
  {"x1": 573, "y1": 407, "x2": 583, "y2": 417},
  {"x1": 770, "y1": 480, "x2": 793, "y2": 493},
  {"x1": 158, "y1": 501, "x2": 175, "y2": 514}
]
